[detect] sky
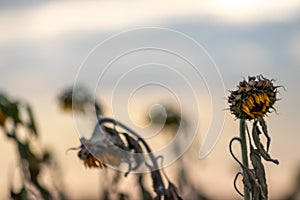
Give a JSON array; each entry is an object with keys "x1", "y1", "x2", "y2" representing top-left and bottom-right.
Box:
[
  {"x1": 0, "y1": 0, "x2": 300, "y2": 43},
  {"x1": 0, "y1": 1, "x2": 300, "y2": 199}
]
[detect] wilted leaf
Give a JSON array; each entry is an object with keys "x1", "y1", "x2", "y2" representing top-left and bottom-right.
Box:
[
  {"x1": 151, "y1": 170, "x2": 165, "y2": 197},
  {"x1": 250, "y1": 148, "x2": 268, "y2": 200},
  {"x1": 17, "y1": 141, "x2": 41, "y2": 183},
  {"x1": 230, "y1": 137, "x2": 264, "y2": 200},
  {"x1": 17, "y1": 141, "x2": 52, "y2": 200},
  {"x1": 25, "y1": 104, "x2": 38, "y2": 137},
  {"x1": 165, "y1": 181, "x2": 183, "y2": 200},
  {"x1": 257, "y1": 117, "x2": 271, "y2": 152},
  {"x1": 123, "y1": 133, "x2": 142, "y2": 153},
  {"x1": 252, "y1": 120, "x2": 279, "y2": 165},
  {"x1": 2, "y1": 101, "x2": 21, "y2": 124},
  {"x1": 241, "y1": 165, "x2": 265, "y2": 200},
  {"x1": 103, "y1": 126, "x2": 127, "y2": 150},
  {"x1": 123, "y1": 133, "x2": 144, "y2": 171}
]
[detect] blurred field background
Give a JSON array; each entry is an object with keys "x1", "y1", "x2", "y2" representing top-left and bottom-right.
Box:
[{"x1": 0, "y1": 1, "x2": 300, "y2": 199}]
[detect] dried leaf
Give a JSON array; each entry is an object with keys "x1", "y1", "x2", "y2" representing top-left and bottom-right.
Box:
[
  {"x1": 257, "y1": 118, "x2": 270, "y2": 152},
  {"x1": 123, "y1": 133, "x2": 144, "y2": 171},
  {"x1": 6, "y1": 102, "x2": 21, "y2": 124},
  {"x1": 151, "y1": 170, "x2": 165, "y2": 197},
  {"x1": 102, "y1": 125, "x2": 145, "y2": 173},
  {"x1": 26, "y1": 104, "x2": 38, "y2": 137},
  {"x1": 241, "y1": 166, "x2": 264, "y2": 200},
  {"x1": 250, "y1": 148, "x2": 268, "y2": 200},
  {"x1": 165, "y1": 181, "x2": 183, "y2": 200},
  {"x1": 17, "y1": 141, "x2": 41, "y2": 183},
  {"x1": 123, "y1": 133, "x2": 142, "y2": 153},
  {"x1": 252, "y1": 121, "x2": 279, "y2": 164},
  {"x1": 103, "y1": 126, "x2": 127, "y2": 150},
  {"x1": 230, "y1": 137, "x2": 264, "y2": 200}
]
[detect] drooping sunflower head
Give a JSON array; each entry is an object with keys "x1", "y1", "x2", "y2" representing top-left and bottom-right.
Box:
[
  {"x1": 78, "y1": 145, "x2": 106, "y2": 168},
  {"x1": 228, "y1": 75, "x2": 279, "y2": 120},
  {"x1": 76, "y1": 136, "x2": 124, "y2": 169}
]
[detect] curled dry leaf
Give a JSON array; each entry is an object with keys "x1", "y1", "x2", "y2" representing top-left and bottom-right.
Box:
[
  {"x1": 252, "y1": 120, "x2": 279, "y2": 165},
  {"x1": 250, "y1": 148, "x2": 268, "y2": 200},
  {"x1": 165, "y1": 181, "x2": 183, "y2": 200}
]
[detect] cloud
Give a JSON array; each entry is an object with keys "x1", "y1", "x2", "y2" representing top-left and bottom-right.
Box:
[{"x1": 0, "y1": 0, "x2": 299, "y2": 44}]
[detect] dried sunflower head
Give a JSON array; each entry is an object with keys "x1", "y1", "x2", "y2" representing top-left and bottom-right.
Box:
[
  {"x1": 77, "y1": 137, "x2": 124, "y2": 169},
  {"x1": 228, "y1": 75, "x2": 279, "y2": 120},
  {"x1": 78, "y1": 145, "x2": 106, "y2": 168}
]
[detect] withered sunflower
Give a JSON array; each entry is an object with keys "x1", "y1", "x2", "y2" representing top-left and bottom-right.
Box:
[
  {"x1": 228, "y1": 75, "x2": 279, "y2": 120},
  {"x1": 78, "y1": 145, "x2": 106, "y2": 168},
  {"x1": 77, "y1": 136, "x2": 124, "y2": 169}
]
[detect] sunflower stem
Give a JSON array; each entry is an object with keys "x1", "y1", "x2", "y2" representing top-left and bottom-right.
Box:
[{"x1": 240, "y1": 119, "x2": 250, "y2": 200}]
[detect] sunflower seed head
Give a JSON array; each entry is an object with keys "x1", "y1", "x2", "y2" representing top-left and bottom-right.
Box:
[{"x1": 228, "y1": 75, "x2": 278, "y2": 120}]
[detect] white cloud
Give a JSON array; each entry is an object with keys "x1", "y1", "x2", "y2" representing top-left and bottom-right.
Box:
[{"x1": 0, "y1": 0, "x2": 299, "y2": 44}]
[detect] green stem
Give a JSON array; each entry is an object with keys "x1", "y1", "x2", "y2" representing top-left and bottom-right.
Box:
[{"x1": 240, "y1": 119, "x2": 250, "y2": 200}]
